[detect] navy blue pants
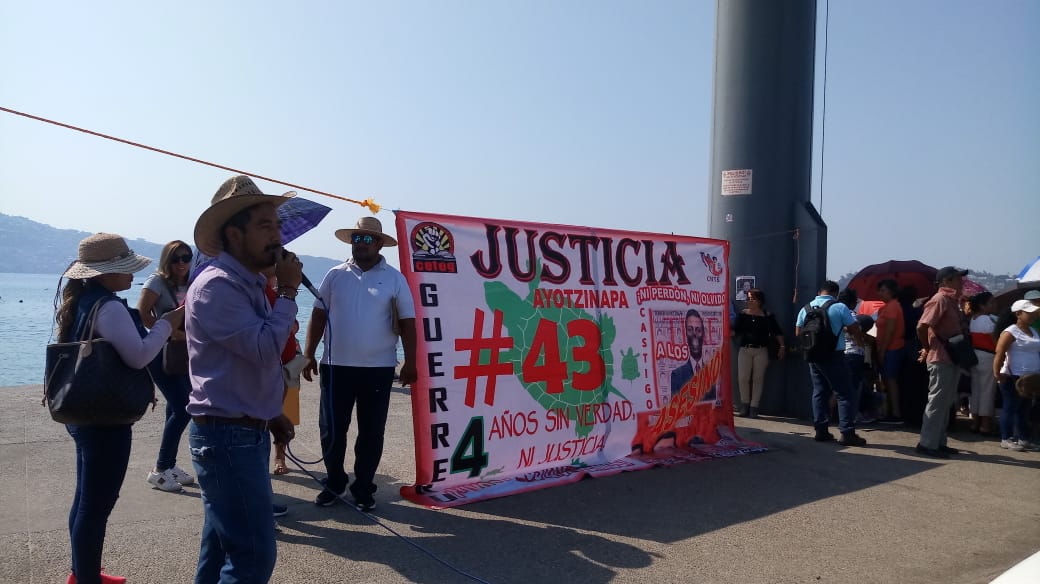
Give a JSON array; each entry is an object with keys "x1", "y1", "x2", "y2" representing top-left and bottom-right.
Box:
[
  {"x1": 67, "y1": 424, "x2": 132, "y2": 584},
  {"x1": 998, "y1": 375, "x2": 1033, "y2": 442},
  {"x1": 318, "y1": 364, "x2": 395, "y2": 498},
  {"x1": 148, "y1": 359, "x2": 192, "y2": 471},
  {"x1": 809, "y1": 350, "x2": 860, "y2": 434}
]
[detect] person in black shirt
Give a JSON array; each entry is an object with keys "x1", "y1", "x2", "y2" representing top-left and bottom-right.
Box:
[{"x1": 731, "y1": 288, "x2": 785, "y2": 417}]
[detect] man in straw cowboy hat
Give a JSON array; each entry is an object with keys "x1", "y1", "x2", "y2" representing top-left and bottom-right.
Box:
[
  {"x1": 302, "y1": 216, "x2": 417, "y2": 511},
  {"x1": 185, "y1": 175, "x2": 302, "y2": 582}
]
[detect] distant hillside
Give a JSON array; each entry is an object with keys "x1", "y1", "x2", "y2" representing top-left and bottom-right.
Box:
[{"x1": 0, "y1": 213, "x2": 343, "y2": 277}]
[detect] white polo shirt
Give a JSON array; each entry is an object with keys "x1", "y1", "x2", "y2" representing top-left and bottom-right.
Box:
[{"x1": 316, "y1": 257, "x2": 415, "y2": 367}]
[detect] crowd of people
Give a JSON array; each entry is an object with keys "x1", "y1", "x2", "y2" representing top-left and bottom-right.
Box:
[
  {"x1": 731, "y1": 269, "x2": 1040, "y2": 458},
  {"x1": 52, "y1": 176, "x2": 416, "y2": 584},
  {"x1": 50, "y1": 174, "x2": 1037, "y2": 583}
]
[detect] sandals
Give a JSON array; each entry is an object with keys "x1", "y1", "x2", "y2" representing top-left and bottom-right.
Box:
[{"x1": 272, "y1": 460, "x2": 290, "y2": 475}]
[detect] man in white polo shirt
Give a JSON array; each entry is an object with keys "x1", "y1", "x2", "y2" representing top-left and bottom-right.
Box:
[{"x1": 302, "y1": 217, "x2": 417, "y2": 511}]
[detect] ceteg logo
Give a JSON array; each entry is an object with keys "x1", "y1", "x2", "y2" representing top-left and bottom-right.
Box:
[
  {"x1": 410, "y1": 222, "x2": 458, "y2": 273},
  {"x1": 700, "y1": 252, "x2": 723, "y2": 279}
]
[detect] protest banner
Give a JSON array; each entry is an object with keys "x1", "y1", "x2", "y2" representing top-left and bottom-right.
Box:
[{"x1": 395, "y1": 211, "x2": 764, "y2": 508}]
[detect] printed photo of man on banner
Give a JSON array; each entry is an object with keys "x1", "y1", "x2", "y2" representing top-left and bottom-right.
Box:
[{"x1": 394, "y1": 210, "x2": 764, "y2": 508}]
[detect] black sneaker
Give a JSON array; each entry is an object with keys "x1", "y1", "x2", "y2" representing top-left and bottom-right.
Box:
[
  {"x1": 314, "y1": 486, "x2": 348, "y2": 507},
  {"x1": 914, "y1": 443, "x2": 949, "y2": 459},
  {"x1": 354, "y1": 494, "x2": 377, "y2": 512},
  {"x1": 272, "y1": 504, "x2": 288, "y2": 517},
  {"x1": 814, "y1": 430, "x2": 835, "y2": 442},
  {"x1": 838, "y1": 432, "x2": 867, "y2": 447}
]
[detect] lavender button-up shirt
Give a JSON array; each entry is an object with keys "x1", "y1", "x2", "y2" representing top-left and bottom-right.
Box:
[{"x1": 185, "y1": 252, "x2": 297, "y2": 420}]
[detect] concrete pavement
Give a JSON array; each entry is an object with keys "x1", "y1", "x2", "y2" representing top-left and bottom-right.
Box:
[{"x1": 2, "y1": 380, "x2": 1037, "y2": 583}]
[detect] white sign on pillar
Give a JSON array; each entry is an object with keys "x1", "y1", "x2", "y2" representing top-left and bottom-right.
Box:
[{"x1": 721, "y1": 169, "x2": 753, "y2": 196}]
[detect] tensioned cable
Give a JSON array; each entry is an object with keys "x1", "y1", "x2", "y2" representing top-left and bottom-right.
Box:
[
  {"x1": 0, "y1": 104, "x2": 493, "y2": 581},
  {"x1": 282, "y1": 444, "x2": 492, "y2": 584},
  {"x1": 276, "y1": 297, "x2": 486, "y2": 577},
  {"x1": 0, "y1": 106, "x2": 380, "y2": 213}
]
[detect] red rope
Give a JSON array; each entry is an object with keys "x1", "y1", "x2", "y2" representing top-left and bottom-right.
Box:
[{"x1": 0, "y1": 106, "x2": 380, "y2": 213}]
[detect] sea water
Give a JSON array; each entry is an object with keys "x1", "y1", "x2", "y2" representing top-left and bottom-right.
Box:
[{"x1": 0, "y1": 272, "x2": 325, "y2": 387}]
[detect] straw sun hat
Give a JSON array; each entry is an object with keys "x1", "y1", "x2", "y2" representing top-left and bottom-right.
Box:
[
  {"x1": 63, "y1": 233, "x2": 152, "y2": 279},
  {"x1": 194, "y1": 175, "x2": 295, "y2": 257},
  {"x1": 334, "y1": 216, "x2": 397, "y2": 247}
]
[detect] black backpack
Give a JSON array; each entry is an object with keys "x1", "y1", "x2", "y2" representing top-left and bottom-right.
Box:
[{"x1": 799, "y1": 300, "x2": 839, "y2": 362}]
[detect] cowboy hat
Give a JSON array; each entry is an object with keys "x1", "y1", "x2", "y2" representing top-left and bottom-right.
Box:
[
  {"x1": 334, "y1": 216, "x2": 397, "y2": 247},
  {"x1": 194, "y1": 175, "x2": 295, "y2": 256},
  {"x1": 63, "y1": 233, "x2": 152, "y2": 279}
]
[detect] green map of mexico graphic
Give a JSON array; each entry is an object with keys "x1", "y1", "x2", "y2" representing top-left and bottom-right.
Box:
[{"x1": 482, "y1": 268, "x2": 641, "y2": 439}]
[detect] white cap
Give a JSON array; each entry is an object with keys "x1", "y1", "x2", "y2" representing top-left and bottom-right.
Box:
[
  {"x1": 1011, "y1": 299, "x2": 1039, "y2": 313},
  {"x1": 1023, "y1": 290, "x2": 1040, "y2": 301}
]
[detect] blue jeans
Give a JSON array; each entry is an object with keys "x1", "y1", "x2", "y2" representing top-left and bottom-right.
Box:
[
  {"x1": 845, "y1": 353, "x2": 866, "y2": 413},
  {"x1": 67, "y1": 424, "x2": 132, "y2": 584},
  {"x1": 149, "y1": 359, "x2": 192, "y2": 471},
  {"x1": 881, "y1": 348, "x2": 905, "y2": 380},
  {"x1": 809, "y1": 350, "x2": 859, "y2": 434},
  {"x1": 319, "y1": 365, "x2": 395, "y2": 498},
  {"x1": 189, "y1": 420, "x2": 275, "y2": 584},
  {"x1": 998, "y1": 376, "x2": 1032, "y2": 442}
]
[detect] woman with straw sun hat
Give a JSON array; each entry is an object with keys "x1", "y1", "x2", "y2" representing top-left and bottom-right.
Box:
[{"x1": 54, "y1": 233, "x2": 184, "y2": 584}]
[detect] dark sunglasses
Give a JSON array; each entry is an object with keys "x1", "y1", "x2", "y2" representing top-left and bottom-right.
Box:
[
  {"x1": 351, "y1": 233, "x2": 377, "y2": 245},
  {"x1": 170, "y1": 253, "x2": 193, "y2": 264}
]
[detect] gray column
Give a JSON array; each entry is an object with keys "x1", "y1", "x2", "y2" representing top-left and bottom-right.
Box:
[{"x1": 707, "y1": 0, "x2": 826, "y2": 417}]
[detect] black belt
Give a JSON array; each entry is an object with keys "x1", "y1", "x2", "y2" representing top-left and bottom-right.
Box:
[
  {"x1": 742, "y1": 344, "x2": 767, "y2": 349},
  {"x1": 192, "y1": 415, "x2": 269, "y2": 431}
]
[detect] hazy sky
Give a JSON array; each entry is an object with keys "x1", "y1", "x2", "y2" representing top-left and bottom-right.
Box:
[{"x1": 1, "y1": 1, "x2": 1037, "y2": 277}]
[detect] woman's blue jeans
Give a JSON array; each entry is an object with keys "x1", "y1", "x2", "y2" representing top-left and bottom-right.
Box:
[
  {"x1": 189, "y1": 419, "x2": 275, "y2": 583},
  {"x1": 66, "y1": 424, "x2": 132, "y2": 584},
  {"x1": 149, "y1": 359, "x2": 192, "y2": 471},
  {"x1": 998, "y1": 375, "x2": 1032, "y2": 441}
]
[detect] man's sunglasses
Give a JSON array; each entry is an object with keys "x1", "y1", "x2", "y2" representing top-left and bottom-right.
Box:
[
  {"x1": 170, "y1": 253, "x2": 193, "y2": 264},
  {"x1": 351, "y1": 233, "x2": 377, "y2": 245}
]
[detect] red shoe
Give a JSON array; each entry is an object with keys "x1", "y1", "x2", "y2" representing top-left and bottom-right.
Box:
[{"x1": 66, "y1": 570, "x2": 126, "y2": 583}]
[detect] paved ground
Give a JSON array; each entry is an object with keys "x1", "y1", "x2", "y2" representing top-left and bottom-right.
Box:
[{"x1": 2, "y1": 380, "x2": 1038, "y2": 584}]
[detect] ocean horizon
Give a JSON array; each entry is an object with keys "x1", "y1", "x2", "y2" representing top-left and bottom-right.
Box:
[{"x1": 0, "y1": 272, "x2": 325, "y2": 387}]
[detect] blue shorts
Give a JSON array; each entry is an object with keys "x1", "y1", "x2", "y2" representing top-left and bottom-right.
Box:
[{"x1": 881, "y1": 348, "x2": 904, "y2": 379}]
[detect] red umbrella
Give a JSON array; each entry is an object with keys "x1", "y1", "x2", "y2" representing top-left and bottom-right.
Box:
[
  {"x1": 846, "y1": 260, "x2": 937, "y2": 302},
  {"x1": 961, "y1": 277, "x2": 987, "y2": 297}
]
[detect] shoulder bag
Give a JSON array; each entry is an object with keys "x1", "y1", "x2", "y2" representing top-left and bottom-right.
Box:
[
  {"x1": 159, "y1": 280, "x2": 189, "y2": 375},
  {"x1": 162, "y1": 337, "x2": 189, "y2": 375},
  {"x1": 44, "y1": 299, "x2": 155, "y2": 425},
  {"x1": 1016, "y1": 373, "x2": 1040, "y2": 398},
  {"x1": 944, "y1": 333, "x2": 979, "y2": 368}
]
